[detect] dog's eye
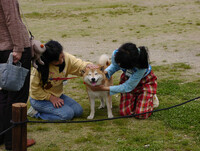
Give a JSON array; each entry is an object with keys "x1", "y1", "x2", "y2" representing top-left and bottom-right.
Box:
[
  {"x1": 88, "y1": 74, "x2": 92, "y2": 76},
  {"x1": 95, "y1": 73, "x2": 98, "y2": 75}
]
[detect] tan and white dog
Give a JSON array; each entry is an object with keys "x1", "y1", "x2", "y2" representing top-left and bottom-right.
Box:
[{"x1": 83, "y1": 54, "x2": 113, "y2": 119}]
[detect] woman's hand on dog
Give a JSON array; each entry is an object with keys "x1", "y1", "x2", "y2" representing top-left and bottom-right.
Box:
[
  {"x1": 50, "y1": 95, "x2": 64, "y2": 108},
  {"x1": 104, "y1": 71, "x2": 108, "y2": 74}
]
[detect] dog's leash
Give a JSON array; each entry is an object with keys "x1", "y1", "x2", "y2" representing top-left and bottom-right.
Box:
[{"x1": 49, "y1": 77, "x2": 79, "y2": 81}]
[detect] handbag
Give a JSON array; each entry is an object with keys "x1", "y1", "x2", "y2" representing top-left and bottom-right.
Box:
[{"x1": 0, "y1": 53, "x2": 29, "y2": 91}]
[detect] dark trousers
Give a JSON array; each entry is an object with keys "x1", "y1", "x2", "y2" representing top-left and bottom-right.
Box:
[{"x1": 0, "y1": 48, "x2": 31, "y2": 148}]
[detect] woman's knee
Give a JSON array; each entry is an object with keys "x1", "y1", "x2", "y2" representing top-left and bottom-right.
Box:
[
  {"x1": 75, "y1": 106, "x2": 83, "y2": 117},
  {"x1": 59, "y1": 108, "x2": 75, "y2": 120},
  {"x1": 29, "y1": 97, "x2": 37, "y2": 108},
  {"x1": 72, "y1": 103, "x2": 83, "y2": 117}
]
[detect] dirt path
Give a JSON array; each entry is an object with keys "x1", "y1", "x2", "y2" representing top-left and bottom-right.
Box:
[
  {"x1": 61, "y1": 35, "x2": 200, "y2": 74},
  {"x1": 22, "y1": 0, "x2": 200, "y2": 76},
  {"x1": 54, "y1": 0, "x2": 200, "y2": 75}
]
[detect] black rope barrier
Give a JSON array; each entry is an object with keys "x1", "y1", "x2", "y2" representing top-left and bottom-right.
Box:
[
  {"x1": 0, "y1": 120, "x2": 29, "y2": 136},
  {"x1": 11, "y1": 119, "x2": 30, "y2": 125},
  {"x1": 0, "y1": 96, "x2": 199, "y2": 136},
  {"x1": 27, "y1": 96, "x2": 200, "y2": 124},
  {"x1": 0, "y1": 125, "x2": 15, "y2": 136}
]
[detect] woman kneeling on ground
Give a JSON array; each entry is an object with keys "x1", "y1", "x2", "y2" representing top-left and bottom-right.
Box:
[
  {"x1": 87, "y1": 42, "x2": 158, "y2": 119},
  {"x1": 28, "y1": 40, "x2": 96, "y2": 120}
]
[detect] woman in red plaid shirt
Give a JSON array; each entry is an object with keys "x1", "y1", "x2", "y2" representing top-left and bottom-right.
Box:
[{"x1": 89, "y1": 42, "x2": 158, "y2": 119}]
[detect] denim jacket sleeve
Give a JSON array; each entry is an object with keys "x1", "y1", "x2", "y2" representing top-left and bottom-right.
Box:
[
  {"x1": 105, "y1": 50, "x2": 120, "y2": 78},
  {"x1": 109, "y1": 68, "x2": 146, "y2": 95}
]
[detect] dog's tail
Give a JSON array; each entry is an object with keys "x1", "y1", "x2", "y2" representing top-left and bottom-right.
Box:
[{"x1": 98, "y1": 54, "x2": 111, "y2": 66}]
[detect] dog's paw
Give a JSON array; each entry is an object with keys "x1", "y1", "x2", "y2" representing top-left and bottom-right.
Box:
[
  {"x1": 87, "y1": 115, "x2": 94, "y2": 119},
  {"x1": 108, "y1": 114, "x2": 114, "y2": 118}
]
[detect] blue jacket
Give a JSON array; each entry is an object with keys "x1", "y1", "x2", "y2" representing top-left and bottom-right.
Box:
[{"x1": 105, "y1": 50, "x2": 151, "y2": 95}]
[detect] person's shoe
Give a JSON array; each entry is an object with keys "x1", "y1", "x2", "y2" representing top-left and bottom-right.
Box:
[
  {"x1": 5, "y1": 139, "x2": 36, "y2": 150},
  {"x1": 153, "y1": 94, "x2": 159, "y2": 108},
  {"x1": 27, "y1": 106, "x2": 38, "y2": 117},
  {"x1": 27, "y1": 139, "x2": 36, "y2": 147}
]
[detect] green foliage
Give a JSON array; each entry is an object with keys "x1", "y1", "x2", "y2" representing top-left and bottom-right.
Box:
[{"x1": 24, "y1": 62, "x2": 200, "y2": 151}]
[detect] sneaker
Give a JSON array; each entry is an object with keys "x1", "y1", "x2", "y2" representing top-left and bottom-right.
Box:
[
  {"x1": 5, "y1": 139, "x2": 36, "y2": 150},
  {"x1": 153, "y1": 94, "x2": 159, "y2": 108},
  {"x1": 27, "y1": 139, "x2": 36, "y2": 147},
  {"x1": 27, "y1": 106, "x2": 38, "y2": 117}
]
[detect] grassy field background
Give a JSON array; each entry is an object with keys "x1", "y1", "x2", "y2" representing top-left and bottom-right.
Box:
[
  {"x1": 20, "y1": 0, "x2": 200, "y2": 69},
  {"x1": 1, "y1": 0, "x2": 200, "y2": 150}
]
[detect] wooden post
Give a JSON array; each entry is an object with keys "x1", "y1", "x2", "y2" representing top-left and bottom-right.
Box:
[{"x1": 12, "y1": 103, "x2": 27, "y2": 151}]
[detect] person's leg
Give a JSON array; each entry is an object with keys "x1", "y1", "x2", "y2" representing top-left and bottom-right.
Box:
[
  {"x1": 0, "y1": 51, "x2": 11, "y2": 145},
  {"x1": 4, "y1": 48, "x2": 32, "y2": 149},
  {"x1": 119, "y1": 92, "x2": 136, "y2": 116},
  {"x1": 0, "y1": 90, "x2": 8, "y2": 145},
  {"x1": 0, "y1": 50, "x2": 12, "y2": 148},
  {"x1": 60, "y1": 94, "x2": 83, "y2": 117},
  {"x1": 133, "y1": 71, "x2": 157, "y2": 119},
  {"x1": 134, "y1": 92, "x2": 154, "y2": 119},
  {"x1": 30, "y1": 97, "x2": 75, "y2": 120},
  {"x1": 119, "y1": 73, "x2": 137, "y2": 116}
]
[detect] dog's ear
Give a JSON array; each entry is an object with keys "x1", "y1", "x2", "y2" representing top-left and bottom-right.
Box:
[
  {"x1": 80, "y1": 69, "x2": 85, "y2": 76},
  {"x1": 100, "y1": 66, "x2": 104, "y2": 72},
  {"x1": 106, "y1": 60, "x2": 111, "y2": 66}
]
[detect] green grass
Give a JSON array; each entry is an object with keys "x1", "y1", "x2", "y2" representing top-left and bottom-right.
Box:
[
  {"x1": 19, "y1": 0, "x2": 200, "y2": 41},
  {"x1": 0, "y1": 0, "x2": 198, "y2": 150},
  {"x1": 23, "y1": 62, "x2": 200, "y2": 151}
]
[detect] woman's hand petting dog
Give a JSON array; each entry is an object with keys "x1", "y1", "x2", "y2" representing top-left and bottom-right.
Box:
[
  {"x1": 50, "y1": 95, "x2": 64, "y2": 108},
  {"x1": 84, "y1": 82, "x2": 110, "y2": 91}
]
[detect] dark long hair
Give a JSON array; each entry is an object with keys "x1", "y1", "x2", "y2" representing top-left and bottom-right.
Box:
[
  {"x1": 36, "y1": 40, "x2": 65, "y2": 87},
  {"x1": 115, "y1": 42, "x2": 149, "y2": 69}
]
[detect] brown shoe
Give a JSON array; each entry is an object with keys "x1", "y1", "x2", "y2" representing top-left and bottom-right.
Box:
[{"x1": 27, "y1": 139, "x2": 35, "y2": 147}]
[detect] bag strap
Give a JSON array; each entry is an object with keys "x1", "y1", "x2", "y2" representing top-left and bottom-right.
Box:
[
  {"x1": 7, "y1": 53, "x2": 22, "y2": 66},
  {"x1": 7, "y1": 53, "x2": 13, "y2": 64}
]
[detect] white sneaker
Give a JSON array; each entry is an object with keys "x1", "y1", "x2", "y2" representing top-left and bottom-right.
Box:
[
  {"x1": 27, "y1": 106, "x2": 38, "y2": 117},
  {"x1": 153, "y1": 95, "x2": 159, "y2": 108}
]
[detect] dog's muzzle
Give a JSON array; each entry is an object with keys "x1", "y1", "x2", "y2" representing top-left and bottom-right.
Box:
[{"x1": 90, "y1": 78, "x2": 98, "y2": 86}]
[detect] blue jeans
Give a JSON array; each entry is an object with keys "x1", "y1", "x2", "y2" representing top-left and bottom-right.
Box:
[{"x1": 29, "y1": 94, "x2": 83, "y2": 120}]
